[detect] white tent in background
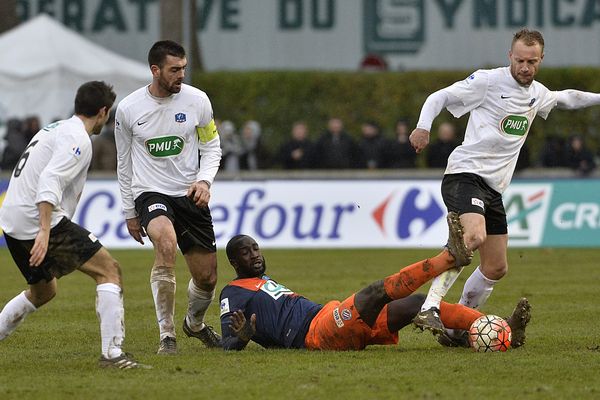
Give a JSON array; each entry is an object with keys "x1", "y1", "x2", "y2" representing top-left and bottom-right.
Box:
[{"x1": 0, "y1": 14, "x2": 150, "y2": 125}]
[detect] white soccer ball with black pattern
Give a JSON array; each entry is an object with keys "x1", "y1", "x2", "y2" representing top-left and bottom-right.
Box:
[{"x1": 468, "y1": 314, "x2": 512, "y2": 352}]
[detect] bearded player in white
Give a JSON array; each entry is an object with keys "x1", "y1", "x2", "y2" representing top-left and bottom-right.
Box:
[
  {"x1": 0, "y1": 81, "x2": 146, "y2": 369},
  {"x1": 115, "y1": 40, "x2": 222, "y2": 354},
  {"x1": 409, "y1": 29, "x2": 600, "y2": 347}
]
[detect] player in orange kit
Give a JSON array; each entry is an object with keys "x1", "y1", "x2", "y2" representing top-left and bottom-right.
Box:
[{"x1": 220, "y1": 214, "x2": 530, "y2": 351}]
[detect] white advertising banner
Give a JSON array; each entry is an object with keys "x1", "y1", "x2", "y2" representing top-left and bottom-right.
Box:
[{"x1": 69, "y1": 179, "x2": 550, "y2": 249}]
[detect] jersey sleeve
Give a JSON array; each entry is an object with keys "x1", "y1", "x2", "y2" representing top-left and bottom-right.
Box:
[
  {"x1": 444, "y1": 70, "x2": 490, "y2": 118},
  {"x1": 219, "y1": 287, "x2": 251, "y2": 351},
  {"x1": 536, "y1": 87, "x2": 558, "y2": 120},
  {"x1": 114, "y1": 104, "x2": 137, "y2": 219},
  {"x1": 35, "y1": 134, "x2": 92, "y2": 206}
]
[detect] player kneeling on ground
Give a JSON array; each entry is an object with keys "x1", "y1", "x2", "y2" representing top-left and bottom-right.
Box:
[
  {"x1": 0, "y1": 81, "x2": 148, "y2": 369},
  {"x1": 220, "y1": 216, "x2": 531, "y2": 351}
]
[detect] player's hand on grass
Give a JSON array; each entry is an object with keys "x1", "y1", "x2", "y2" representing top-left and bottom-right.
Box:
[
  {"x1": 187, "y1": 181, "x2": 211, "y2": 208},
  {"x1": 126, "y1": 217, "x2": 146, "y2": 245},
  {"x1": 229, "y1": 310, "x2": 256, "y2": 343},
  {"x1": 409, "y1": 128, "x2": 430, "y2": 153},
  {"x1": 30, "y1": 228, "x2": 50, "y2": 267}
]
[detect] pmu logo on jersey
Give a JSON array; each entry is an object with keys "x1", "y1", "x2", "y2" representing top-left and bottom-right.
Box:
[
  {"x1": 145, "y1": 135, "x2": 185, "y2": 157},
  {"x1": 175, "y1": 113, "x2": 186, "y2": 123},
  {"x1": 500, "y1": 115, "x2": 530, "y2": 136},
  {"x1": 504, "y1": 184, "x2": 552, "y2": 246},
  {"x1": 372, "y1": 188, "x2": 444, "y2": 239}
]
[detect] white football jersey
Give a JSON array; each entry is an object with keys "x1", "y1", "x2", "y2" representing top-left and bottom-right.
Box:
[
  {"x1": 115, "y1": 84, "x2": 222, "y2": 218},
  {"x1": 444, "y1": 67, "x2": 557, "y2": 193},
  {"x1": 0, "y1": 116, "x2": 92, "y2": 240}
]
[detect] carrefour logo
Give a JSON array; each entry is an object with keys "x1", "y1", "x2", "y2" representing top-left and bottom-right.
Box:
[
  {"x1": 372, "y1": 188, "x2": 444, "y2": 239},
  {"x1": 501, "y1": 115, "x2": 530, "y2": 136}
]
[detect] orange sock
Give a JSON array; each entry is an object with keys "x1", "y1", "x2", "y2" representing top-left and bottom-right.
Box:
[
  {"x1": 383, "y1": 250, "x2": 455, "y2": 299},
  {"x1": 439, "y1": 301, "x2": 484, "y2": 330}
]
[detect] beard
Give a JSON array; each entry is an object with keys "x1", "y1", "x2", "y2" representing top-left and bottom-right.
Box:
[
  {"x1": 159, "y1": 77, "x2": 182, "y2": 94},
  {"x1": 510, "y1": 67, "x2": 534, "y2": 86}
]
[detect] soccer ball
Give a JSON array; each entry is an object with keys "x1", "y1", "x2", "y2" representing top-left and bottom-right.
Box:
[{"x1": 468, "y1": 315, "x2": 512, "y2": 352}]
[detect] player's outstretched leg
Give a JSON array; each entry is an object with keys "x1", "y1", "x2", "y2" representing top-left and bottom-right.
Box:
[
  {"x1": 412, "y1": 212, "x2": 473, "y2": 335},
  {"x1": 505, "y1": 297, "x2": 531, "y2": 348},
  {"x1": 355, "y1": 246, "x2": 458, "y2": 327}
]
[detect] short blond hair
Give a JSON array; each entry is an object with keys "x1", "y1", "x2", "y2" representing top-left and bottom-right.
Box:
[{"x1": 512, "y1": 28, "x2": 544, "y2": 51}]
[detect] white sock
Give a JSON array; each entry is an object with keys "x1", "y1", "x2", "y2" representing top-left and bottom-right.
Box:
[
  {"x1": 0, "y1": 291, "x2": 37, "y2": 341},
  {"x1": 150, "y1": 265, "x2": 176, "y2": 340},
  {"x1": 96, "y1": 283, "x2": 125, "y2": 359},
  {"x1": 459, "y1": 266, "x2": 498, "y2": 309},
  {"x1": 185, "y1": 279, "x2": 215, "y2": 332},
  {"x1": 420, "y1": 267, "x2": 464, "y2": 312}
]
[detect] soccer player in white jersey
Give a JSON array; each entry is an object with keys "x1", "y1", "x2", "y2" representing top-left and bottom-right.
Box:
[
  {"x1": 409, "y1": 28, "x2": 600, "y2": 347},
  {"x1": 0, "y1": 81, "x2": 146, "y2": 369},
  {"x1": 115, "y1": 40, "x2": 222, "y2": 354}
]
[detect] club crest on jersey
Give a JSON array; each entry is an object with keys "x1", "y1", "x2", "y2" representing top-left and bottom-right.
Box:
[
  {"x1": 500, "y1": 115, "x2": 530, "y2": 136},
  {"x1": 175, "y1": 113, "x2": 186, "y2": 123},
  {"x1": 341, "y1": 309, "x2": 352, "y2": 321}
]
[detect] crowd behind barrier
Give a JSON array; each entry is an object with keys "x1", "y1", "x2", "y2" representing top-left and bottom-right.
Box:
[{"x1": 0, "y1": 113, "x2": 598, "y2": 177}]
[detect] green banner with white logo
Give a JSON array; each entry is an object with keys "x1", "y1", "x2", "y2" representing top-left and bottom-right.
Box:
[{"x1": 540, "y1": 181, "x2": 600, "y2": 247}]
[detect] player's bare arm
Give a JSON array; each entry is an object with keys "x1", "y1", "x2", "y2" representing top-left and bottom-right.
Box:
[
  {"x1": 29, "y1": 201, "x2": 54, "y2": 267},
  {"x1": 409, "y1": 128, "x2": 431, "y2": 153},
  {"x1": 187, "y1": 180, "x2": 211, "y2": 208},
  {"x1": 126, "y1": 217, "x2": 146, "y2": 245},
  {"x1": 229, "y1": 310, "x2": 256, "y2": 343}
]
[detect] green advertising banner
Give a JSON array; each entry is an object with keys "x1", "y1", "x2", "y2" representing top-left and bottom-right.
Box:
[{"x1": 540, "y1": 180, "x2": 600, "y2": 247}]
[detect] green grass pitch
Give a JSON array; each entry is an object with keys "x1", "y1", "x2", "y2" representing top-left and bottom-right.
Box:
[{"x1": 1, "y1": 247, "x2": 599, "y2": 399}]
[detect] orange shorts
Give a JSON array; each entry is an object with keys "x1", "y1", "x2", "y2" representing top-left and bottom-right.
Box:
[{"x1": 304, "y1": 294, "x2": 398, "y2": 350}]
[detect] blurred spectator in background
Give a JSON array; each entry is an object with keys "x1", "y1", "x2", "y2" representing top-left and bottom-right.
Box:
[
  {"x1": 383, "y1": 119, "x2": 416, "y2": 169},
  {"x1": 1, "y1": 118, "x2": 26, "y2": 171},
  {"x1": 219, "y1": 120, "x2": 242, "y2": 172},
  {"x1": 566, "y1": 135, "x2": 596, "y2": 176},
  {"x1": 22, "y1": 116, "x2": 40, "y2": 143},
  {"x1": 314, "y1": 117, "x2": 360, "y2": 169},
  {"x1": 358, "y1": 120, "x2": 386, "y2": 169},
  {"x1": 239, "y1": 120, "x2": 270, "y2": 170},
  {"x1": 91, "y1": 109, "x2": 117, "y2": 171},
  {"x1": 539, "y1": 135, "x2": 567, "y2": 167},
  {"x1": 426, "y1": 122, "x2": 460, "y2": 168},
  {"x1": 279, "y1": 121, "x2": 314, "y2": 169}
]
